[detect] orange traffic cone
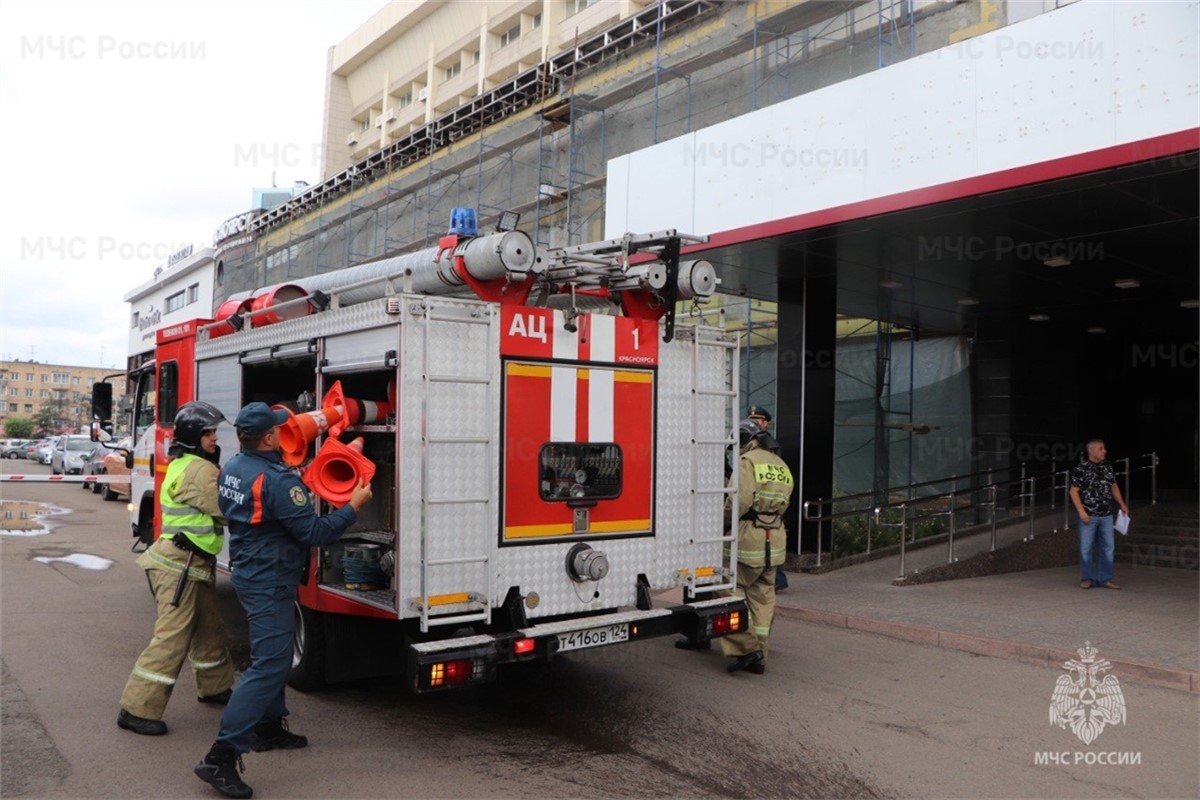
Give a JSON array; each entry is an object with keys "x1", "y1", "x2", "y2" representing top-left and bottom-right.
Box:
[
  {"x1": 321, "y1": 380, "x2": 393, "y2": 437},
  {"x1": 303, "y1": 437, "x2": 376, "y2": 505},
  {"x1": 278, "y1": 406, "x2": 345, "y2": 466}
]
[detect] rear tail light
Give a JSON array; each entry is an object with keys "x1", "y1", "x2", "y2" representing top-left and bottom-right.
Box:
[
  {"x1": 707, "y1": 610, "x2": 742, "y2": 636},
  {"x1": 513, "y1": 638, "x2": 536, "y2": 655},
  {"x1": 428, "y1": 658, "x2": 482, "y2": 688}
]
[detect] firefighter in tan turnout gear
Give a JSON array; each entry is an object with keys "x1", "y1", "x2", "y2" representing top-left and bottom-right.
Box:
[
  {"x1": 117, "y1": 402, "x2": 235, "y2": 735},
  {"x1": 722, "y1": 418, "x2": 794, "y2": 674}
]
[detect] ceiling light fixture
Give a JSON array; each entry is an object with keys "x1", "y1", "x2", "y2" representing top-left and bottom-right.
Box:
[
  {"x1": 1029, "y1": 313, "x2": 1050, "y2": 322},
  {"x1": 1043, "y1": 256, "x2": 1071, "y2": 268},
  {"x1": 1113, "y1": 278, "x2": 1141, "y2": 289},
  {"x1": 957, "y1": 296, "x2": 980, "y2": 306},
  {"x1": 879, "y1": 279, "x2": 903, "y2": 289},
  {"x1": 1181, "y1": 299, "x2": 1200, "y2": 309},
  {"x1": 1087, "y1": 327, "x2": 1107, "y2": 334}
]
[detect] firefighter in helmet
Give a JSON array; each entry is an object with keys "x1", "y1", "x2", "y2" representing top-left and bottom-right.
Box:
[
  {"x1": 118, "y1": 401, "x2": 235, "y2": 735},
  {"x1": 723, "y1": 417, "x2": 794, "y2": 674}
]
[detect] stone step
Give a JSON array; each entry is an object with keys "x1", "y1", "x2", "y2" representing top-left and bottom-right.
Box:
[{"x1": 1115, "y1": 540, "x2": 1199, "y2": 570}]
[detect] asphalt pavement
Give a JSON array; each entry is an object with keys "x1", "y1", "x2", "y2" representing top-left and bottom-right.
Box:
[{"x1": 776, "y1": 506, "x2": 1200, "y2": 693}]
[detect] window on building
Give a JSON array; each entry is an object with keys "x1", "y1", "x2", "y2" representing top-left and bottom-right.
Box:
[
  {"x1": 217, "y1": 261, "x2": 224, "y2": 287},
  {"x1": 40, "y1": 390, "x2": 48, "y2": 398},
  {"x1": 531, "y1": 11, "x2": 543, "y2": 29},
  {"x1": 71, "y1": 376, "x2": 80, "y2": 385},
  {"x1": 187, "y1": 283, "x2": 199, "y2": 304},
  {"x1": 498, "y1": 22, "x2": 521, "y2": 48},
  {"x1": 166, "y1": 291, "x2": 185, "y2": 313},
  {"x1": 52, "y1": 372, "x2": 68, "y2": 384},
  {"x1": 568, "y1": 0, "x2": 598, "y2": 16},
  {"x1": 443, "y1": 61, "x2": 461, "y2": 82},
  {"x1": 131, "y1": 311, "x2": 139, "y2": 329},
  {"x1": 8, "y1": 388, "x2": 16, "y2": 396},
  {"x1": 8, "y1": 404, "x2": 16, "y2": 412},
  {"x1": 25, "y1": 374, "x2": 32, "y2": 381},
  {"x1": 23, "y1": 404, "x2": 32, "y2": 413},
  {"x1": 7, "y1": 371, "x2": 16, "y2": 380},
  {"x1": 40, "y1": 374, "x2": 48, "y2": 383},
  {"x1": 397, "y1": 90, "x2": 413, "y2": 109},
  {"x1": 468, "y1": 50, "x2": 479, "y2": 65},
  {"x1": 25, "y1": 389, "x2": 32, "y2": 397}
]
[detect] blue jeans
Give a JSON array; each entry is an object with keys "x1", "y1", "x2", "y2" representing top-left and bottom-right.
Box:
[
  {"x1": 1078, "y1": 513, "x2": 1115, "y2": 585},
  {"x1": 217, "y1": 582, "x2": 293, "y2": 753}
]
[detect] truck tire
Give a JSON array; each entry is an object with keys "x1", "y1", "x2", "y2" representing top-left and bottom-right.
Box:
[
  {"x1": 101, "y1": 481, "x2": 118, "y2": 501},
  {"x1": 288, "y1": 602, "x2": 326, "y2": 692},
  {"x1": 132, "y1": 501, "x2": 154, "y2": 549}
]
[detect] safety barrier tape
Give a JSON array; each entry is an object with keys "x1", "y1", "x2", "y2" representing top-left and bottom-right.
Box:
[{"x1": 0, "y1": 474, "x2": 128, "y2": 484}]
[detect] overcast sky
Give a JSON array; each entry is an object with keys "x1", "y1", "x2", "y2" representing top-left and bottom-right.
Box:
[{"x1": 0, "y1": 0, "x2": 389, "y2": 369}]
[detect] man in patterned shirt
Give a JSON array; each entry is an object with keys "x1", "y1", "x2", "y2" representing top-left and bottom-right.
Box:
[{"x1": 1069, "y1": 439, "x2": 1130, "y2": 590}]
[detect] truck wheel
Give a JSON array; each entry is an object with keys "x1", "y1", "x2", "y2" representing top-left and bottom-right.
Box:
[
  {"x1": 101, "y1": 482, "x2": 118, "y2": 501},
  {"x1": 91, "y1": 472, "x2": 103, "y2": 493},
  {"x1": 288, "y1": 602, "x2": 326, "y2": 692}
]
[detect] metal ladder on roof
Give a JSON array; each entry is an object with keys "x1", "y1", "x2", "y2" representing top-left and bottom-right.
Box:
[
  {"x1": 684, "y1": 326, "x2": 740, "y2": 598},
  {"x1": 415, "y1": 300, "x2": 495, "y2": 633}
]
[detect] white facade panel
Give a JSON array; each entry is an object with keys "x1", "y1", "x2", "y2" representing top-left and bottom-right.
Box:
[
  {"x1": 125, "y1": 250, "x2": 216, "y2": 360},
  {"x1": 605, "y1": 0, "x2": 1199, "y2": 239},
  {"x1": 1111, "y1": 2, "x2": 1200, "y2": 145}
]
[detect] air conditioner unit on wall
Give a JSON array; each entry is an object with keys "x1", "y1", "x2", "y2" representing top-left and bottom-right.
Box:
[
  {"x1": 384, "y1": 107, "x2": 397, "y2": 122},
  {"x1": 417, "y1": 87, "x2": 429, "y2": 103},
  {"x1": 346, "y1": 131, "x2": 359, "y2": 146}
]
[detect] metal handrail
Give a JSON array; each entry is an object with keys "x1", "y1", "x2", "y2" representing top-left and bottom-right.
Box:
[{"x1": 802, "y1": 452, "x2": 1158, "y2": 575}]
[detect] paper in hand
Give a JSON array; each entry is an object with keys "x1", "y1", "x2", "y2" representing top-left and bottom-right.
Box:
[{"x1": 1115, "y1": 510, "x2": 1130, "y2": 536}]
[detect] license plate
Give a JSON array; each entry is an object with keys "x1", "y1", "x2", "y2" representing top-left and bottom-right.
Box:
[{"x1": 556, "y1": 623, "x2": 629, "y2": 653}]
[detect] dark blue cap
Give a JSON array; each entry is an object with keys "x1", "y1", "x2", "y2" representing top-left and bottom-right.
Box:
[
  {"x1": 234, "y1": 402, "x2": 289, "y2": 436},
  {"x1": 748, "y1": 405, "x2": 771, "y2": 422}
]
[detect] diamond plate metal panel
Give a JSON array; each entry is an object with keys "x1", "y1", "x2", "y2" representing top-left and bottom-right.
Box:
[
  {"x1": 195, "y1": 298, "x2": 400, "y2": 360},
  {"x1": 653, "y1": 324, "x2": 735, "y2": 595},
  {"x1": 395, "y1": 297, "x2": 500, "y2": 621},
  {"x1": 497, "y1": 538, "x2": 655, "y2": 618}
]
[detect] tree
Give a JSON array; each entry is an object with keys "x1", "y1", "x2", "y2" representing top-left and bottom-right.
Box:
[
  {"x1": 4, "y1": 416, "x2": 34, "y2": 439},
  {"x1": 33, "y1": 399, "x2": 69, "y2": 436}
]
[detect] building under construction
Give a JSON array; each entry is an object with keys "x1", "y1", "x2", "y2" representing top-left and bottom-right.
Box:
[{"x1": 207, "y1": 0, "x2": 1199, "y2": 555}]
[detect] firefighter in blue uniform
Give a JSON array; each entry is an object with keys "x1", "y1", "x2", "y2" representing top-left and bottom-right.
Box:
[{"x1": 194, "y1": 402, "x2": 371, "y2": 799}]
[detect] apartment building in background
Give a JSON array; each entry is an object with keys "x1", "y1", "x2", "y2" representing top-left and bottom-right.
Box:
[{"x1": 0, "y1": 360, "x2": 128, "y2": 435}]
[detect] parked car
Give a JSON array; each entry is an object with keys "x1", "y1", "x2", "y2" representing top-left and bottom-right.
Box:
[
  {"x1": 2, "y1": 439, "x2": 32, "y2": 459},
  {"x1": 81, "y1": 440, "x2": 118, "y2": 492},
  {"x1": 51, "y1": 435, "x2": 97, "y2": 475},
  {"x1": 36, "y1": 437, "x2": 60, "y2": 465},
  {"x1": 99, "y1": 438, "x2": 133, "y2": 501},
  {"x1": 24, "y1": 441, "x2": 43, "y2": 460}
]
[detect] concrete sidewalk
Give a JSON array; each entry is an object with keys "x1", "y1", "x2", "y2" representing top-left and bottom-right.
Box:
[{"x1": 775, "y1": 517, "x2": 1200, "y2": 693}]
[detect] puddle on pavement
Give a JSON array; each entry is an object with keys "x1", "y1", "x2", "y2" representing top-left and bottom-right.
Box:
[
  {"x1": 33, "y1": 553, "x2": 113, "y2": 571},
  {"x1": 0, "y1": 500, "x2": 71, "y2": 536}
]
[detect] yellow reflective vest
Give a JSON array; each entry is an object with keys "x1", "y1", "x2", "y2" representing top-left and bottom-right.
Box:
[
  {"x1": 159, "y1": 454, "x2": 223, "y2": 555},
  {"x1": 727, "y1": 441, "x2": 794, "y2": 568}
]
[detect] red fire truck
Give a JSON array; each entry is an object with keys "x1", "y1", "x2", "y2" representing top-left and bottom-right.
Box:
[{"x1": 95, "y1": 218, "x2": 747, "y2": 692}]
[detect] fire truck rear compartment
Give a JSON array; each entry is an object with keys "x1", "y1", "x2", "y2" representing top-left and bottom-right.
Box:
[{"x1": 191, "y1": 285, "x2": 740, "y2": 692}]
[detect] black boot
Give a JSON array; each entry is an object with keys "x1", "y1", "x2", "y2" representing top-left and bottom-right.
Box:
[
  {"x1": 251, "y1": 717, "x2": 308, "y2": 752},
  {"x1": 198, "y1": 688, "x2": 233, "y2": 705},
  {"x1": 194, "y1": 742, "x2": 252, "y2": 799},
  {"x1": 117, "y1": 709, "x2": 167, "y2": 736},
  {"x1": 727, "y1": 651, "x2": 764, "y2": 673}
]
